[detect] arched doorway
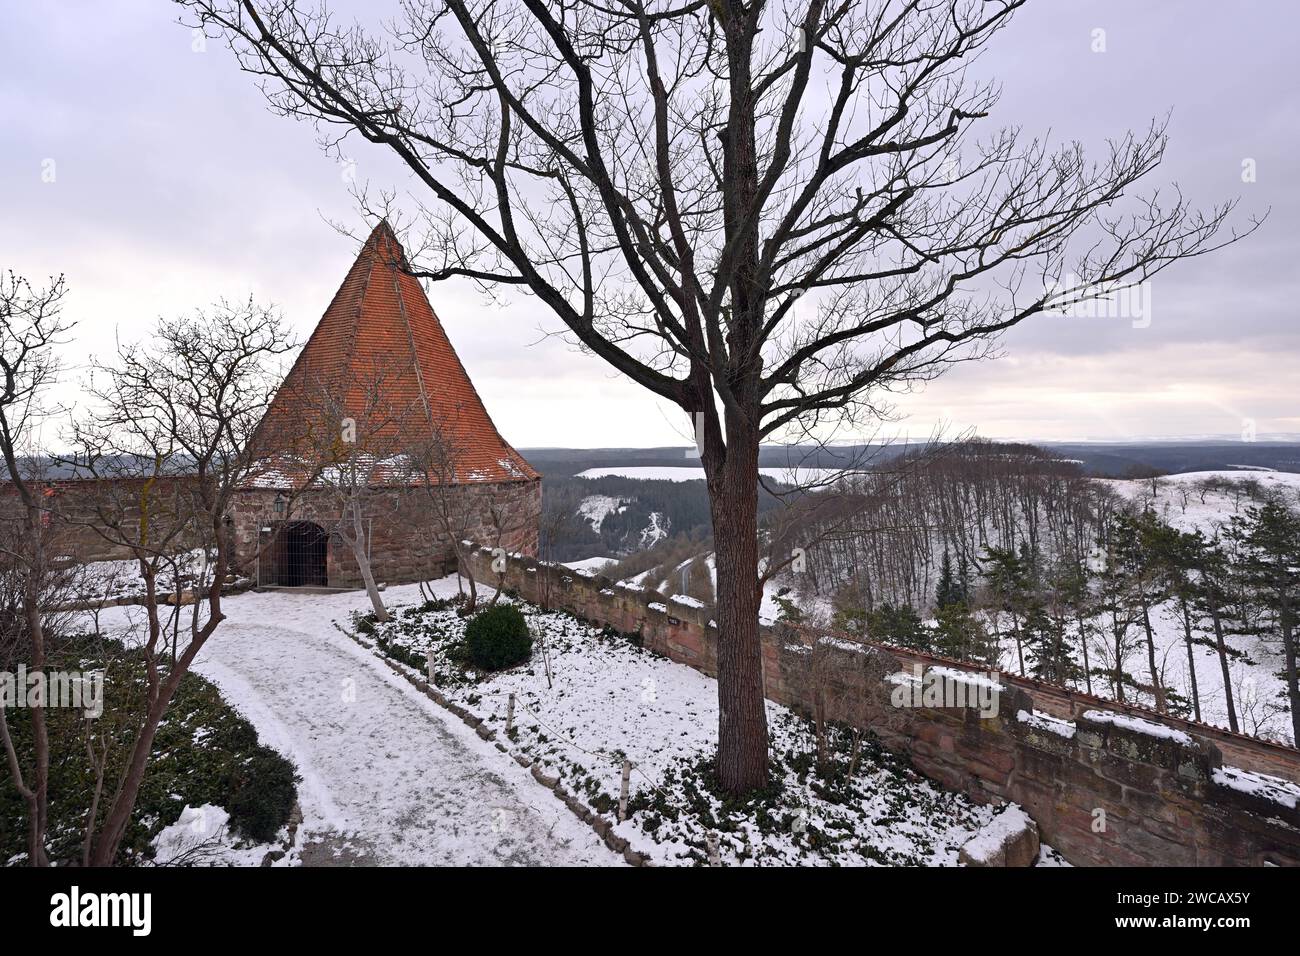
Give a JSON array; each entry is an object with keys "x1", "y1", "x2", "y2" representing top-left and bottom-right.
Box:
[{"x1": 274, "y1": 521, "x2": 328, "y2": 587}]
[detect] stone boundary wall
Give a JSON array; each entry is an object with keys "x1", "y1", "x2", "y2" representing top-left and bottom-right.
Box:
[
  {"x1": 1, "y1": 476, "x2": 196, "y2": 564},
  {"x1": 468, "y1": 546, "x2": 1300, "y2": 867}
]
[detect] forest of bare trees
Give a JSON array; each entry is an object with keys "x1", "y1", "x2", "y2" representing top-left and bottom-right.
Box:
[{"x1": 789, "y1": 442, "x2": 1117, "y2": 611}]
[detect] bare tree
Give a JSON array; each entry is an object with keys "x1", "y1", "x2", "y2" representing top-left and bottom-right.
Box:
[
  {"x1": 787, "y1": 615, "x2": 915, "y2": 780},
  {"x1": 269, "y1": 358, "x2": 427, "y2": 622},
  {"x1": 0, "y1": 271, "x2": 72, "y2": 864},
  {"x1": 184, "y1": 0, "x2": 1253, "y2": 792},
  {"x1": 409, "y1": 409, "x2": 484, "y2": 613},
  {"x1": 62, "y1": 300, "x2": 291, "y2": 865}
]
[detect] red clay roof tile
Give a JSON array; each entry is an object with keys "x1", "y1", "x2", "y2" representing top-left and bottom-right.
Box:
[{"x1": 255, "y1": 221, "x2": 538, "y2": 485}]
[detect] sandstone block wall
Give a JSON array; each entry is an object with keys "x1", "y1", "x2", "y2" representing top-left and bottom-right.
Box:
[
  {"x1": 231, "y1": 480, "x2": 540, "y2": 588},
  {"x1": 1, "y1": 477, "x2": 198, "y2": 564},
  {"x1": 468, "y1": 546, "x2": 1300, "y2": 867}
]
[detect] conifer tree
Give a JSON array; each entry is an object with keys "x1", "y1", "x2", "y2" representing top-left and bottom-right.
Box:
[
  {"x1": 1232, "y1": 500, "x2": 1300, "y2": 746},
  {"x1": 982, "y1": 546, "x2": 1027, "y2": 676},
  {"x1": 1056, "y1": 555, "x2": 1097, "y2": 695},
  {"x1": 1191, "y1": 536, "x2": 1252, "y2": 734},
  {"x1": 867, "y1": 603, "x2": 931, "y2": 654},
  {"x1": 1030, "y1": 559, "x2": 1084, "y2": 687}
]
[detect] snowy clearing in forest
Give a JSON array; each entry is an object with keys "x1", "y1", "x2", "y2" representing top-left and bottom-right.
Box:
[
  {"x1": 576, "y1": 494, "x2": 628, "y2": 532},
  {"x1": 1104, "y1": 469, "x2": 1300, "y2": 536}
]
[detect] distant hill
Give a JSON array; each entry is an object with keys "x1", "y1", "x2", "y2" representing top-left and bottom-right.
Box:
[{"x1": 520, "y1": 441, "x2": 1300, "y2": 480}]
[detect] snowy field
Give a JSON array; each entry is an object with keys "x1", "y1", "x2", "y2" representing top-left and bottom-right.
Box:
[
  {"x1": 1104, "y1": 469, "x2": 1300, "y2": 534},
  {"x1": 575, "y1": 494, "x2": 628, "y2": 532},
  {"x1": 576, "y1": 465, "x2": 840, "y2": 484},
  {"x1": 562, "y1": 555, "x2": 616, "y2": 574}
]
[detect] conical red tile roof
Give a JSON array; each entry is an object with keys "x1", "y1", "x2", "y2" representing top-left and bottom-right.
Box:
[{"x1": 255, "y1": 221, "x2": 538, "y2": 485}]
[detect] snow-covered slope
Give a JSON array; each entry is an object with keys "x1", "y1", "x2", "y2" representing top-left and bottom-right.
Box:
[
  {"x1": 1104, "y1": 469, "x2": 1300, "y2": 535},
  {"x1": 577, "y1": 494, "x2": 627, "y2": 532},
  {"x1": 1039, "y1": 470, "x2": 1299, "y2": 744}
]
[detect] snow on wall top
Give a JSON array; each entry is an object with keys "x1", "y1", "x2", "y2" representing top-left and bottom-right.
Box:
[
  {"x1": 1082, "y1": 709, "x2": 1194, "y2": 746},
  {"x1": 1212, "y1": 765, "x2": 1300, "y2": 810},
  {"x1": 929, "y1": 665, "x2": 1005, "y2": 692},
  {"x1": 1016, "y1": 709, "x2": 1077, "y2": 740},
  {"x1": 960, "y1": 804, "x2": 1034, "y2": 865}
]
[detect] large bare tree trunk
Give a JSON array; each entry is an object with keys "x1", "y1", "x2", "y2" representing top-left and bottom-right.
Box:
[{"x1": 705, "y1": 431, "x2": 769, "y2": 793}]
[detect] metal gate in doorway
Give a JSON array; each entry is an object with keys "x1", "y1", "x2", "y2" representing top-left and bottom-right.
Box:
[{"x1": 262, "y1": 521, "x2": 328, "y2": 587}]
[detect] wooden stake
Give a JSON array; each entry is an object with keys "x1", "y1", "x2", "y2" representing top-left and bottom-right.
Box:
[
  {"x1": 706, "y1": 833, "x2": 721, "y2": 867},
  {"x1": 506, "y1": 693, "x2": 516, "y2": 735},
  {"x1": 426, "y1": 648, "x2": 435, "y2": 683},
  {"x1": 618, "y1": 759, "x2": 631, "y2": 821}
]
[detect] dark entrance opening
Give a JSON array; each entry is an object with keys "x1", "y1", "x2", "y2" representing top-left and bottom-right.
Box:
[{"x1": 275, "y1": 521, "x2": 328, "y2": 587}]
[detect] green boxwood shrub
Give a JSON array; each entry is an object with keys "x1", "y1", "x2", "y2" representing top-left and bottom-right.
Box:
[
  {"x1": 228, "y1": 746, "x2": 299, "y2": 843},
  {"x1": 463, "y1": 604, "x2": 532, "y2": 671}
]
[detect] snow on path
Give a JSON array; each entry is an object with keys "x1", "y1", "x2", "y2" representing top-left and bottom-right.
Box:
[{"x1": 185, "y1": 586, "x2": 620, "y2": 866}]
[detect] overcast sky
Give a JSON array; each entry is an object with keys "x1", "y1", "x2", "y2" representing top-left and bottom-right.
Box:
[{"x1": 2, "y1": 0, "x2": 1296, "y2": 448}]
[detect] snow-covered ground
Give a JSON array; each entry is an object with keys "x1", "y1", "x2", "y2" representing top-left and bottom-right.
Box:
[
  {"x1": 150, "y1": 804, "x2": 287, "y2": 867},
  {"x1": 369, "y1": 591, "x2": 1007, "y2": 866},
  {"x1": 70, "y1": 550, "x2": 209, "y2": 604},
  {"x1": 576, "y1": 494, "x2": 627, "y2": 532},
  {"x1": 1104, "y1": 469, "x2": 1300, "y2": 535},
  {"x1": 639, "y1": 510, "x2": 668, "y2": 546},
  {"x1": 84, "y1": 584, "x2": 621, "y2": 867},
  {"x1": 562, "y1": 555, "x2": 616, "y2": 574}
]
